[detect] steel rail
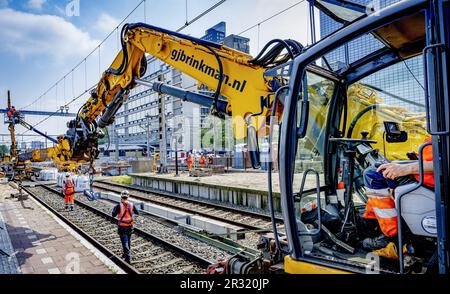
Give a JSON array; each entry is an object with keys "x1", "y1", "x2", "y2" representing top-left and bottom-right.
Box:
[
  {"x1": 94, "y1": 180, "x2": 284, "y2": 230},
  {"x1": 20, "y1": 185, "x2": 140, "y2": 274}
]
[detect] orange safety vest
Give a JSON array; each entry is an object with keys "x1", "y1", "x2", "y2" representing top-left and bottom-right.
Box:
[
  {"x1": 413, "y1": 137, "x2": 435, "y2": 188},
  {"x1": 199, "y1": 156, "x2": 206, "y2": 166},
  {"x1": 363, "y1": 194, "x2": 398, "y2": 237},
  {"x1": 64, "y1": 179, "x2": 75, "y2": 195},
  {"x1": 364, "y1": 137, "x2": 435, "y2": 237},
  {"x1": 118, "y1": 202, "x2": 134, "y2": 227}
]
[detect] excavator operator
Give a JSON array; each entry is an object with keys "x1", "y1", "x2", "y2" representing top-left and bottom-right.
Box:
[{"x1": 362, "y1": 137, "x2": 434, "y2": 259}]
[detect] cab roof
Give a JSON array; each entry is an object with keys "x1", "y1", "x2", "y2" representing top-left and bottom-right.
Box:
[{"x1": 315, "y1": 0, "x2": 426, "y2": 59}]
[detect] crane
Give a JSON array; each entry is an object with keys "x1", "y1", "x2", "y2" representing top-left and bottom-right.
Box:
[
  {"x1": 2, "y1": 90, "x2": 35, "y2": 180},
  {"x1": 2, "y1": 91, "x2": 81, "y2": 179}
]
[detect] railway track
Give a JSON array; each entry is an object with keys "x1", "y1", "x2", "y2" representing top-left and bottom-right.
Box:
[
  {"x1": 93, "y1": 180, "x2": 284, "y2": 231},
  {"x1": 23, "y1": 184, "x2": 217, "y2": 274}
]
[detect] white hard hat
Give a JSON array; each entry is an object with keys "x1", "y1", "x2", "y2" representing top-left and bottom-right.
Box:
[{"x1": 120, "y1": 190, "x2": 130, "y2": 199}]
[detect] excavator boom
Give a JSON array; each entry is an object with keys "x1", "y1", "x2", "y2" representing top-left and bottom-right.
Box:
[
  {"x1": 63, "y1": 23, "x2": 303, "y2": 164},
  {"x1": 79, "y1": 23, "x2": 271, "y2": 126}
]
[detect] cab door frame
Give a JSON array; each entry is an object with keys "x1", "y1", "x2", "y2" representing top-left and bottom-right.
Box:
[
  {"x1": 424, "y1": 0, "x2": 449, "y2": 274},
  {"x1": 280, "y1": 0, "x2": 433, "y2": 270}
]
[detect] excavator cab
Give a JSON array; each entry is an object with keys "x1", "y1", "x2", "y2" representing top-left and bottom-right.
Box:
[{"x1": 276, "y1": 0, "x2": 449, "y2": 274}]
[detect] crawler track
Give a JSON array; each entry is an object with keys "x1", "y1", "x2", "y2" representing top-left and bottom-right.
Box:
[
  {"x1": 23, "y1": 185, "x2": 214, "y2": 274},
  {"x1": 93, "y1": 181, "x2": 283, "y2": 231}
]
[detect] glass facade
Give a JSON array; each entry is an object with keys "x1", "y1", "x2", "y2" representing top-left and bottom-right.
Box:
[
  {"x1": 201, "y1": 22, "x2": 226, "y2": 43},
  {"x1": 319, "y1": 0, "x2": 425, "y2": 111},
  {"x1": 223, "y1": 34, "x2": 250, "y2": 54}
]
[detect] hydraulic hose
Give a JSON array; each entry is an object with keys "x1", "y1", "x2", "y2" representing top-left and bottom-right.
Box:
[
  {"x1": 249, "y1": 39, "x2": 303, "y2": 68},
  {"x1": 268, "y1": 85, "x2": 289, "y2": 253}
]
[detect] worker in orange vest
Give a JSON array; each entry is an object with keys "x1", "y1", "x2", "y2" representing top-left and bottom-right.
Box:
[
  {"x1": 111, "y1": 191, "x2": 139, "y2": 264},
  {"x1": 187, "y1": 153, "x2": 194, "y2": 172},
  {"x1": 63, "y1": 173, "x2": 76, "y2": 211},
  {"x1": 362, "y1": 137, "x2": 434, "y2": 259},
  {"x1": 7, "y1": 106, "x2": 16, "y2": 119},
  {"x1": 199, "y1": 154, "x2": 206, "y2": 167}
]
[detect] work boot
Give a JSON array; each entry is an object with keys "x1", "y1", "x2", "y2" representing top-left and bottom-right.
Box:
[
  {"x1": 65, "y1": 205, "x2": 68, "y2": 210},
  {"x1": 70, "y1": 206, "x2": 74, "y2": 211},
  {"x1": 372, "y1": 242, "x2": 409, "y2": 260},
  {"x1": 362, "y1": 234, "x2": 390, "y2": 250},
  {"x1": 373, "y1": 242, "x2": 399, "y2": 259},
  {"x1": 372, "y1": 242, "x2": 414, "y2": 260}
]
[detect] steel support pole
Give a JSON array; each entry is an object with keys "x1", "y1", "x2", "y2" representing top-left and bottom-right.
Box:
[{"x1": 158, "y1": 75, "x2": 167, "y2": 173}]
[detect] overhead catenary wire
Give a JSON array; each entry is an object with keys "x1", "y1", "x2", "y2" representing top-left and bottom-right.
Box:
[
  {"x1": 28, "y1": 84, "x2": 97, "y2": 131},
  {"x1": 185, "y1": 0, "x2": 188, "y2": 25},
  {"x1": 177, "y1": 0, "x2": 226, "y2": 32},
  {"x1": 63, "y1": 76, "x2": 66, "y2": 105},
  {"x1": 19, "y1": 0, "x2": 148, "y2": 112},
  {"x1": 22, "y1": 0, "x2": 226, "y2": 115},
  {"x1": 257, "y1": 24, "x2": 261, "y2": 53},
  {"x1": 55, "y1": 82, "x2": 58, "y2": 110},
  {"x1": 84, "y1": 59, "x2": 87, "y2": 90},
  {"x1": 72, "y1": 70, "x2": 75, "y2": 99},
  {"x1": 144, "y1": 0, "x2": 147, "y2": 23},
  {"x1": 20, "y1": 0, "x2": 227, "y2": 136},
  {"x1": 237, "y1": 0, "x2": 306, "y2": 36},
  {"x1": 98, "y1": 45, "x2": 101, "y2": 79}
]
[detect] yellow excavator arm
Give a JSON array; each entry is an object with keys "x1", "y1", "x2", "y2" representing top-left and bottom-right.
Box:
[
  {"x1": 80, "y1": 23, "x2": 271, "y2": 130},
  {"x1": 30, "y1": 147, "x2": 80, "y2": 172},
  {"x1": 61, "y1": 23, "x2": 302, "y2": 164}
]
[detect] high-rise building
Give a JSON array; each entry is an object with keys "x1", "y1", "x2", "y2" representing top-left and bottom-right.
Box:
[
  {"x1": 198, "y1": 24, "x2": 250, "y2": 131},
  {"x1": 201, "y1": 22, "x2": 226, "y2": 43},
  {"x1": 319, "y1": 0, "x2": 424, "y2": 111},
  {"x1": 223, "y1": 34, "x2": 250, "y2": 54}
]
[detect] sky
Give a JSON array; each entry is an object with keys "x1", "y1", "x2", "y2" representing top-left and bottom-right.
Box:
[{"x1": 0, "y1": 0, "x2": 312, "y2": 146}]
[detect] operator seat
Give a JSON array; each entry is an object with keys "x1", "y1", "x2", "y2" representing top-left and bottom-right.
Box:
[{"x1": 395, "y1": 183, "x2": 437, "y2": 237}]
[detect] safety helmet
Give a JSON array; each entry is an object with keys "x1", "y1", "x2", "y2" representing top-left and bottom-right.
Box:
[
  {"x1": 120, "y1": 190, "x2": 130, "y2": 199},
  {"x1": 65, "y1": 173, "x2": 70, "y2": 178}
]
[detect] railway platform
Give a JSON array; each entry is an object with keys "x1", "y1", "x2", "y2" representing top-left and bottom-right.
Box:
[
  {"x1": 0, "y1": 184, "x2": 123, "y2": 274},
  {"x1": 129, "y1": 171, "x2": 323, "y2": 212}
]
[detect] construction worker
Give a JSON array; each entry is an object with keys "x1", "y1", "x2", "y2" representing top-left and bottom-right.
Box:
[
  {"x1": 199, "y1": 154, "x2": 206, "y2": 167},
  {"x1": 187, "y1": 153, "x2": 193, "y2": 172},
  {"x1": 7, "y1": 106, "x2": 16, "y2": 119},
  {"x1": 362, "y1": 137, "x2": 434, "y2": 259},
  {"x1": 111, "y1": 191, "x2": 139, "y2": 264},
  {"x1": 63, "y1": 173, "x2": 75, "y2": 211}
]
